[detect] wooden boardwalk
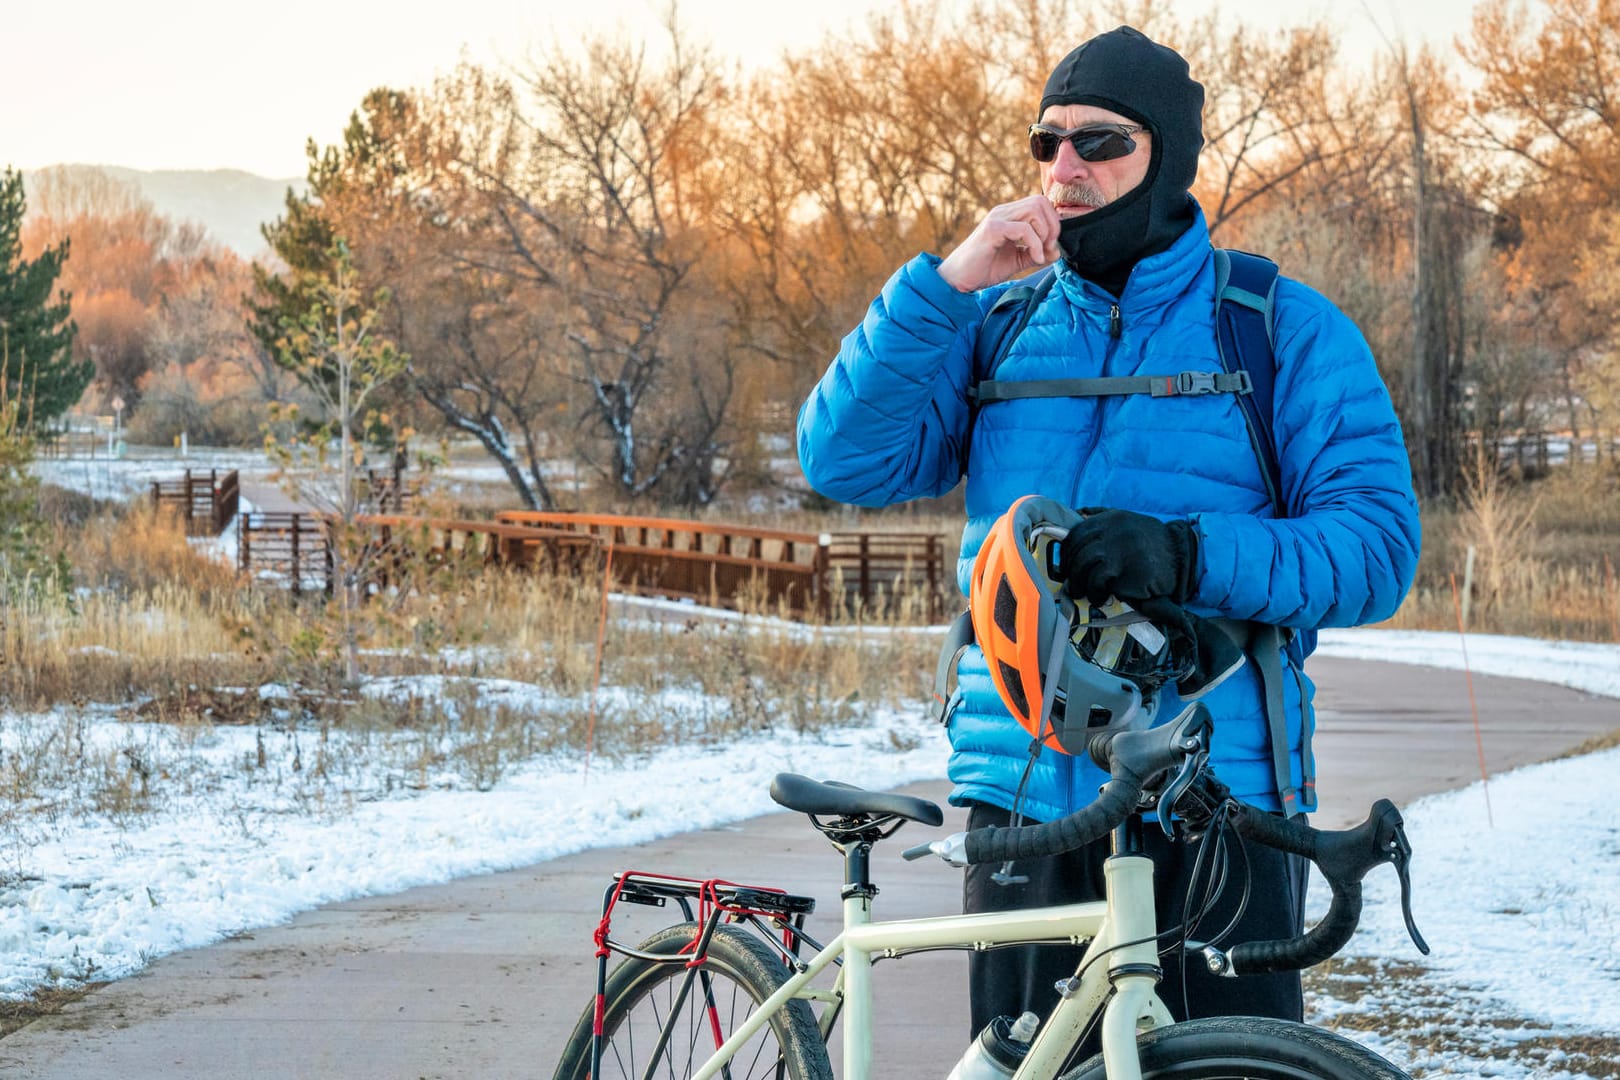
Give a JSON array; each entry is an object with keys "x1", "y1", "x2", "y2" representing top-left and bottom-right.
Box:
[
  {"x1": 496, "y1": 511, "x2": 947, "y2": 617},
  {"x1": 234, "y1": 507, "x2": 949, "y2": 618},
  {"x1": 150, "y1": 469, "x2": 240, "y2": 536}
]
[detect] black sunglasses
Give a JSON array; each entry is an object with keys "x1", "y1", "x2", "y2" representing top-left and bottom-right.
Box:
[{"x1": 1028, "y1": 122, "x2": 1146, "y2": 164}]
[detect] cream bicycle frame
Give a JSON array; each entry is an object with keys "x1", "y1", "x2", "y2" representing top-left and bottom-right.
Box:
[{"x1": 690, "y1": 851, "x2": 1173, "y2": 1080}]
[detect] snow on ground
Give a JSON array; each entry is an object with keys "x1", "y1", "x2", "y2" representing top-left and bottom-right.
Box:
[
  {"x1": 1308, "y1": 745, "x2": 1620, "y2": 1077},
  {"x1": 0, "y1": 631, "x2": 1614, "y2": 1077},
  {"x1": 15, "y1": 446, "x2": 1620, "y2": 1073},
  {"x1": 32, "y1": 449, "x2": 271, "y2": 504},
  {"x1": 0, "y1": 699, "x2": 947, "y2": 998},
  {"x1": 30, "y1": 445, "x2": 584, "y2": 508},
  {"x1": 1316, "y1": 627, "x2": 1620, "y2": 699}
]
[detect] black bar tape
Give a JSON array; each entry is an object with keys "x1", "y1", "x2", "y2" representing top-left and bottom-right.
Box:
[
  {"x1": 1230, "y1": 880, "x2": 1363, "y2": 974},
  {"x1": 1224, "y1": 799, "x2": 1403, "y2": 974},
  {"x1": 1228, "y1": 802, "x2": 1318, "y2": 861},
  {"x1": 963, "y1": 776, "x2": 1141, "y2": 864}
]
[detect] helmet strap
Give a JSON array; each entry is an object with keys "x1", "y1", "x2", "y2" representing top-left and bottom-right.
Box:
[
  {"x1": 995, "y1": 740, "x2": 1045, "y2": 888},
  {"x1": 991, "y1": 626, "x2": 1075, "y2": 889},
  {"x1": 1037, "y1": 612, "x2": 1070, "y2": 740}
]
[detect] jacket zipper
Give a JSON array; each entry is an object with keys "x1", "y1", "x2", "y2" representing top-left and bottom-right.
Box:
[{"x1": 1064, "y1": 298, "x2": 1124, "y2": 806}]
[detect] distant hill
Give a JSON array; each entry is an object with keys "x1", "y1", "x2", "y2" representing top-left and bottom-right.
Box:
[{"x1": 24, "y1": 166, "x2": 305, "y2": 258}]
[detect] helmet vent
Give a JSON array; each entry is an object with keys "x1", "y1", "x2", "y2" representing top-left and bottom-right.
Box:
[
  {"x1": 996, "y1": 659, "x2": 1030, "y2": 717},
  {"x1": 994, "y1": 577, "x2": 1019, "y2": 641}
]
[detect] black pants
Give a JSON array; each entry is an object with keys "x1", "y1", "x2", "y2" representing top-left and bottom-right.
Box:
[{"x1": 963, "y1": 802, "x2": 1308, "y2": 1061}]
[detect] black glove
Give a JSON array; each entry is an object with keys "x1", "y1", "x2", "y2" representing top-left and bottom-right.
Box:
[
  {"x1": 1163, "y1": 605, "x2": 1246, "y2": 699},
  {"x1": 1057, "y1": 508, "x2": 1199, "y2": 607}
]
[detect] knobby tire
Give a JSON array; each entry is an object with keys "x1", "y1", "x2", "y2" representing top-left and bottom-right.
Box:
[
  {"x1": 1061, "y1": 1015, "x2": 1412, "y2": 1079},
  {"x1": 551, "y1": 922, "x2": 832, "y2": 1080}
]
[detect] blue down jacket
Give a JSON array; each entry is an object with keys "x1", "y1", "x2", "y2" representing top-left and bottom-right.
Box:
[{"x1": 797, "y1": 208, "x2": 1420, "y2": 821}]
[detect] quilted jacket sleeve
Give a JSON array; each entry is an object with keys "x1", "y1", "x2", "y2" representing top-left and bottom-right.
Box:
[
  {"x1": 1191, "y1": 279, "x2": 1421, "y2": 629},
  {"x1": 797, "y1": 254, "x2": 999, "y2": 506}
]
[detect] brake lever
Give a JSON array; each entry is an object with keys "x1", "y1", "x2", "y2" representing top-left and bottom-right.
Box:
[
  {"x1": 1385, "y1": 815, "x2": 1430, "y2": 956},
  {"x1": 1168, "y1": 772, "x2": 1230, "y2": 842},
  {"x1": 1152, "y1": 749, "x2": 1209, "y2": 839}
]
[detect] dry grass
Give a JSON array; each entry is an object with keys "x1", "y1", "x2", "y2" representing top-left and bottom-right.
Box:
[
  {"x1": 0, "y1": 984, "x2": 107, "y2": 1040},
  {"x1": 1381, "y1": 462, "x2": 1620, "y2": 642},
  {"x1": 0, "y1": 494, "x2": 940, "y2": 825},
  {"x1": 1557, "y1": 726, "x2": 1620, "y2": 759},
  {"x1": 4, "y1": 460, "x2": 1610, "y2": 831},
  {"x1": 1307, "y1": 956, "x2": 1620, "y2": 1078}
]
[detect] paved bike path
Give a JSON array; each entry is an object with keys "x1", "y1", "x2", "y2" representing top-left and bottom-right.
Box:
[{"x1": 2, "y1": 659, "x2": 1615, "y2": 1079}]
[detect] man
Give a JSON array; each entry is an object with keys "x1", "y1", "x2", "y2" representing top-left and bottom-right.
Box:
[{"x1": 796, "y1": 25, "x2": 1421, "y2": 1049}]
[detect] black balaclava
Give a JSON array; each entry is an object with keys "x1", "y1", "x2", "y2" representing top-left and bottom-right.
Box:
[{"x1": 1040, "y1": 26, "x2": 1205, "y2": 295}]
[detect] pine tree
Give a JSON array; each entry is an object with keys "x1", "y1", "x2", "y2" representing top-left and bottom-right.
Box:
[
  {"x1": 248, "y1": 90, "x2": 411, "y2": 373},
  {"x1": 0, "y1": 168, "x2": 90, "y2": 425},
  {"x1": 247, "y1": 151, "x2": 337, "y2": 368},
  {"x1": 0, "y1": 350, "x2": 69, "y2": 600}
]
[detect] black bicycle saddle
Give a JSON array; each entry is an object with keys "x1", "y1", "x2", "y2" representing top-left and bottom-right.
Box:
[{"x1": 770, "y1": 773, "x2": 944, "y2": 826}]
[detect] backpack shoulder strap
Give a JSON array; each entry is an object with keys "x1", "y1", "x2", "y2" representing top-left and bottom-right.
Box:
[
  {"x1": 1213, "y1": 250, "x2": 1315, "y2": 817},
  {"x1": 973, "y1": 266, "x2": 1059, "y2": 383},
  {"x1": 1213, "y1": 249, "x2": 1284, "y2": 518},
  {"x1": 961, "y1": 266, "x2": 1059, "y2": 476}
]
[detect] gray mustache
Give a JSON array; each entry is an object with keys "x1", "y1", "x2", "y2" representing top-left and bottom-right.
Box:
[{"x1": 1048, "y1": 183, "x2": 1108, "y2": 209}]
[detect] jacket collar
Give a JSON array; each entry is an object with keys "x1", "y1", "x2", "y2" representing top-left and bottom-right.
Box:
[{"x1": 1053, "y1": 202, "x2": 1211, "y2": 315}]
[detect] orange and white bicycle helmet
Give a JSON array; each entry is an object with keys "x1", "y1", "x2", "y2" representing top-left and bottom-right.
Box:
[{"x1": 969, "y1": 495, "x2": 1176, "y2": 755}]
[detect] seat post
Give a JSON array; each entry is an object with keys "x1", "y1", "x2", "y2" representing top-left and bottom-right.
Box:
[
  {"x1": 841, "y1": 840, "x2": 878, "y2": 903},
  {"x1": 840, "y1": 834, "x2": 879, "y2": 1080}
]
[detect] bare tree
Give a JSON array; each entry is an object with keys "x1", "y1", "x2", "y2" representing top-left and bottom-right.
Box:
[
  {"x1": 447, "y1": 16, "x2": 738, "y2": 505},
  {"x1": 1460, "y1": 0, "x2": 1620, "y2": 461},
  {"x1": 268, "y1": 238, "x2": 407, "y2": 682},
  {"x1": 405, "y1": 257, "x2": 571, "y2": 510}
]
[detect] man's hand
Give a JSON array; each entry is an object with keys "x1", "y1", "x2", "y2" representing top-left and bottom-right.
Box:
[
  {"x1": 938, "y1": 195, "x2": 1063, "y2": 293},
  {"x1": 1057, "y1": 508, "x2": 1198, "y2": 607}
]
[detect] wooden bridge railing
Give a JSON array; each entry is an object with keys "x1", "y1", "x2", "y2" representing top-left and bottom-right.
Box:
[
  {"x1": 496, "y1": 512, "x2": 949, "y2": 619},
  {"x1": 236, "y1": 509, "x2": 950, "y2": 621},
  {"x1": 239, "y1": 511, "x2": 329, "y2": 594},
  {"x1": 36, "y1": 428, "x2": 106, "y2": 459},
  {"x1": 352, "y1": 514, "x2": 600, "y2": 587},
  {"x1": 824, "y1": 530, "x2": 948, "y2": 619},
  {"x1": 497, "y1": 510, "x2": 824, "y2": 612},
  {"x1": 151, "y1": 469, "x2": 240, "y2": 536},
  {"x1": 237, "y1": 512, "x2": 601, "y2": 595},
  {"x1": 361, "y1": 468, "x2": 422, "y2": 512}
]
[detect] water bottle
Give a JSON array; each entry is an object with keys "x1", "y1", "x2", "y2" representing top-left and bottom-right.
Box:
[{"x1": 945, "y1": 1011, "x2": 1040, "y2": 1080}]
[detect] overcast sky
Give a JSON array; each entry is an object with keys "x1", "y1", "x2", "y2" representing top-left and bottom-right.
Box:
[{"x1": 4, "y1": 0, "x2": 1485, "y2": 178}]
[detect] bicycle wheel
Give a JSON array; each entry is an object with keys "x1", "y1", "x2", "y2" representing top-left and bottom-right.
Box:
[
  {"x1": 552, "y1": 921, "x2": 832, "y2": 1080},
  {"x1": 1060, "y1": 1015, "x2": 1411, "y2": 1079}
]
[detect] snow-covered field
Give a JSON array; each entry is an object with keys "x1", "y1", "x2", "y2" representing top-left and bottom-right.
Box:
[
  {"x1": 31, "y1": 445, "x2": 534, "y2": 505},
  {"x1": 2, "y1": 629, "x2": 1615, "y2": 1076},
  {"x1": 33, "y1": 448, "x2": 273, "y2": 504},
  {"x1": 1309, "y1": 742, "x2": 1620, "y2": 1078},
  {"x1": 14, "y1": 446, "x2": 1620, "y2": 1076}
]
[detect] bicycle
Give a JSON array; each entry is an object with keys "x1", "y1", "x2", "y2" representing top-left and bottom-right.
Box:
[{"x1": 550, "y1": 700, "x2": 1431, "y2": 1080}]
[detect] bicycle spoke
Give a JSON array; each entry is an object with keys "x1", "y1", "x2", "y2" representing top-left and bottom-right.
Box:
[
  {"x1": 696, "y1": 967, "x2": 735, "y2": 1080},
  {"x1": 573, "y1": 925, "x2": 826, "y2": 1080}
]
